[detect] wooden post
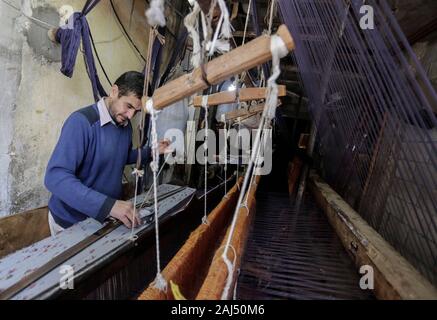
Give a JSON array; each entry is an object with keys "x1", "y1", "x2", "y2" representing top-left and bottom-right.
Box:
[
  {"x1": 308, "y1": 171, "x2": 437, "y2": 299},
  {"x1": 146, "y1": 25, "x2": 294, "y2": 111}
]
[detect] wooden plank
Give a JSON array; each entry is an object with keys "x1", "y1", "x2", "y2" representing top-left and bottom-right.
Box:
[
  {"x1": 0, "y1": 185, "x2": 194, "y2": 300},
  {"x1": 308, "y1": 171, "x2": 437, "y2": 300},
  {"x1": 0, "y1": 207, "x2": 50, "y2": 259},
  {"x1": 192, "y1": 86, "x2": 286, "y2": 107},
  {"x1": 0, "y1": 219, "x2": 120, "y2": 300},
  {"x1": 147, "y1": 25, "x2": 294, "y2": 110}
]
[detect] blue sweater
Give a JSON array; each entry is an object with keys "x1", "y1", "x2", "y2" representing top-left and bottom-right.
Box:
[{"x1": 45, "y1": 104, "x2": 150, "y2": 228}]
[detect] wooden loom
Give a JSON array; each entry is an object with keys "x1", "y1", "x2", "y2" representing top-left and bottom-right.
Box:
[
  {"x1": 139, "y1": 24, "x2": 292, "y2": 299},
  {"x1": 143, "y1": 25, "x2": 294, "y2": 110},
  {"x1": 135, "y1": 25, "x2": 294, "y2": 300},
  {"x1": 138, "y1": 176, "x2": 260, "y2": 300},
  {"x1": 136, "y1": 25, "x2": 294, "y2": 300},
  {"x1": 0, "y1": 25, "x2": 294, "y2": 300}
]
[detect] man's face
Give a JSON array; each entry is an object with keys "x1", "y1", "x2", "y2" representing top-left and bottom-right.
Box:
[{"x1": 109, "y1": 86, "x2": 142, "y2": 125}]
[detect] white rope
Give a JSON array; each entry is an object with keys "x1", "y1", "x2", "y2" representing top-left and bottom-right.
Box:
[
  {"x1": 139, "y1": 152, "x2": 172, "y2": 209},
  {"x1": 184, "y1": 1, "x2": 202, "y2": 67},
  {"x1": 200, "y1": 10, "x2": 209, "y2": 46},
  {"x1": 146, "y1": 99, "x2": 167, "y2": 291},
  {"x1": 265, "y1": 35, "x2": 288, "y2": 119},
  {"x1": 220, "y1": 244, "x2": 237, "y2": 299},
  {"x1": 128, "y1": 168, "x2": 144, "y2": 241},
  {"x1": 222, "y1": 113, "x2": 228, "y2": 196},
  {"x1": 202, "y1": 95, "x2": 209, "y2": 225},
  {"x1": 208, "y1": 0, "x2": 232, "y2": 56},
  {"x1": 267, "y1": 0, "x2": 276, "y2": 35},
  {"x1": 241, "y1": 144, "x2": 259, "y2": 211},
  {"x1": 145, "y1": 0, "x2": 166, "y2": 27},
  {"x1": 236, "y1": 116, "x2": 241, "y2": 182},
  {"x1": 241, "y1": 0, "x2": 252, "y2": 46},
  {"x1": 220, "y1": 34, "x2": 288, "y2": 300}
]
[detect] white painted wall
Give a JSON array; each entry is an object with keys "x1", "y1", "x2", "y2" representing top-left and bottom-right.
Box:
[{"x1": 0, "y1": 0, "x2": 179, "y2": 216}]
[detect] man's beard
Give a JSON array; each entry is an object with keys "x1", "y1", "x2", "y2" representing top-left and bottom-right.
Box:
[{"x1": 107, "y1": 100, "x2": 125, "y2": 126}]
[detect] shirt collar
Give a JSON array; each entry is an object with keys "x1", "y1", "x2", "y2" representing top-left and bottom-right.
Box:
[{"x1": 97, "y1": 98, "x2": 128, "y2": 127}]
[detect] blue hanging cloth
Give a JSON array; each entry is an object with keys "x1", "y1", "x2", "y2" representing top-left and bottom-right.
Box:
[{"x1": 55, "y1": 0, "x2": 106, "y2": 101}]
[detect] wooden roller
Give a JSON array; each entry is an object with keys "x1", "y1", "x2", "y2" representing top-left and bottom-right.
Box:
[{"x1": 144, "y1": 25, "x2": 294, "y2": 111}]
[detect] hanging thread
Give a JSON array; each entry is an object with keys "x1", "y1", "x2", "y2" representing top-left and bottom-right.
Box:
[
  {"x1": 146, "y1": 98, "x2": 167, "y2": 291},
  {"x1": 222, "y1": 113, "x2": 228, "y2": 196},
  {"x1": 184, "y1": 1, "x2": 202, "y2": 67},
  {"x1": 128, "y1": 23, "x2": 156, "y2": 242},
  {"x1": 202, "y1": 95, "x2": 209, "y2": 225},
  {"x1": 208, "y1": 0, "x2": 232, "y2": 55},
  {"x1": 220, "y1": 34, "x2": 288, "y2": 300},
  {"x1": 128, "y1": 168, "x2": 144, "y2": 241}
]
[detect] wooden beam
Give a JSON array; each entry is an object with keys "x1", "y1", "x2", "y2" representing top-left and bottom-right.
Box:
[
  {"x1": 145, "y1": 25, "x2": 294, "y2": 111},
  {"x1": 308, "y1": 171, "x2": 437, "y2": 300},
  {"x1": 192, "y1": 86, "x2": 286, "y2": 107},
  {"x1": 223, "y1": 100, "x2": 282, "y2": 121}
]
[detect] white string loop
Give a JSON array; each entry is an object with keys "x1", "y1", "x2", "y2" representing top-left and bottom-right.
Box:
[
  {"x1": 219, "y1": 33, "x2": 288, "y2": 300},
  {"x1": 147, "y1": 98, "x2": 167, "y2": 292},
  {"x1": 202, "y1": 95, "x2": 209, "y2": 225}
]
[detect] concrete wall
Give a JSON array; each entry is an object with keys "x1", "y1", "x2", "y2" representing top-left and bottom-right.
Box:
[{"x1": 0, "y1": 0, "x2": 179, "y2": 216}]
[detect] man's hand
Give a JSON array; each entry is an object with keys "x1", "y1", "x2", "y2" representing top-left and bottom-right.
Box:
[
  {"x1": 158, "y1": 139, "x2": 173, "y2": 155},
  {"x1": 109, "y1": 200, "x2": 141, "y2": 228}
]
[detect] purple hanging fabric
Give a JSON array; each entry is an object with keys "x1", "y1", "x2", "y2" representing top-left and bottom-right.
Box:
[
  {"x1": 55, "y1": 0, "x2": 106, "y2": 101},
  {"x1": 276, "y1": 0, "x2": 437, "y2": 287}
]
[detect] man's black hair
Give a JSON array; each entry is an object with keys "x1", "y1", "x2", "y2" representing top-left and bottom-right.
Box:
[{"x1": 114, "y1": 71, "x2": 145, "y2": 99}]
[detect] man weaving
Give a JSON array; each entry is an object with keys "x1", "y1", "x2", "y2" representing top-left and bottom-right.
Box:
[{"x1": 44, "y1": 71, "x2": 169, "y2": 235}]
